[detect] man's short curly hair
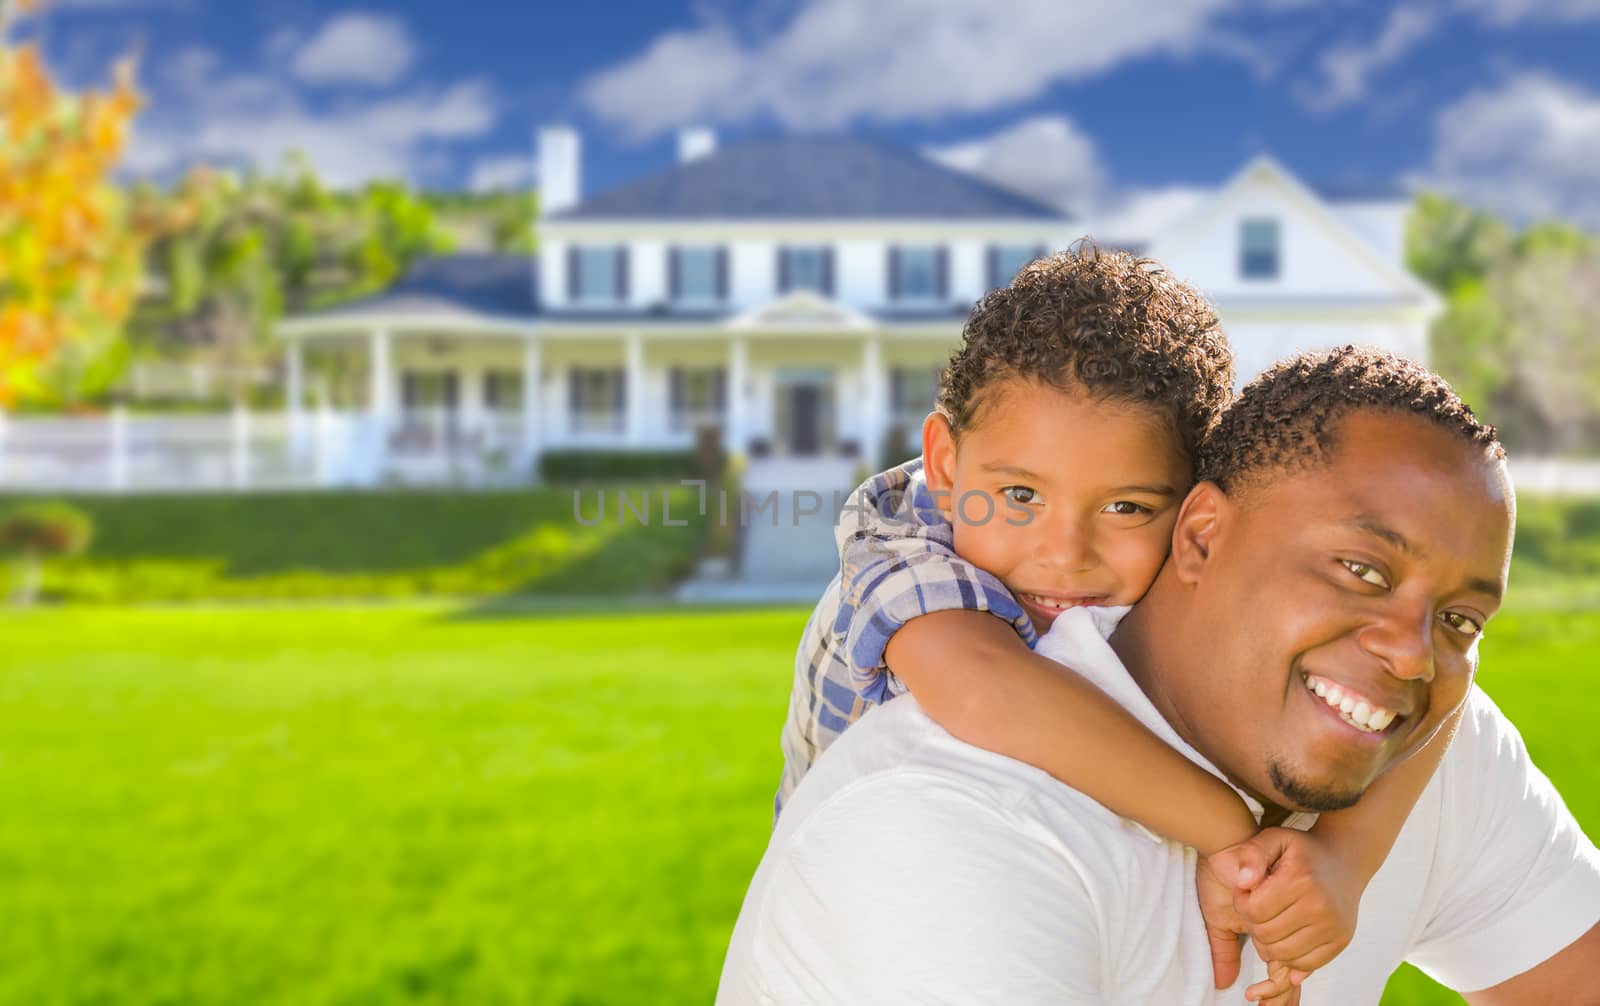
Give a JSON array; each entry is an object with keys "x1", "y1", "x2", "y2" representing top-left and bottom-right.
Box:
[
  {"x1": 937, "y1": 241, "x2": 1234, "y2": 461},
  {"x1": 1197, "y1": 345, "x2": 1505, "y2": 493}
]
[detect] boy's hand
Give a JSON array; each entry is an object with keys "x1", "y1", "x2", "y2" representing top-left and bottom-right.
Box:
[
  {"x1": 1195, "y1": 852, "x2": 1303, "y2": 1002},
  {"x1": 1225, "y1": 827, "x2": 1361, "y2": 973}
]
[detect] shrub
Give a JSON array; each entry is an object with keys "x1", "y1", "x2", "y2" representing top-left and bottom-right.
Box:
[{"x1": 537, "y1": 449, "x2": 700, "y2": 483}]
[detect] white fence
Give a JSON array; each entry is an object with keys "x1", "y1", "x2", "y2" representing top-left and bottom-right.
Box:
[{"x1": 0, "y1": 407, "x2": 532, "y2": 492}]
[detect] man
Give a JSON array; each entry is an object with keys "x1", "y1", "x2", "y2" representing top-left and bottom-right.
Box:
[{"x1": 717, "y1": 348, "x2": 1600, "y2": 1004}]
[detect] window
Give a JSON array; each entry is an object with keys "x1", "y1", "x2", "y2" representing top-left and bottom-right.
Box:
[
  {"x1": 569, "y1": 367, "x2": 625, "y2": 433},
  {"x1": 778, "y1": 246, "x2": 831, "y2": 294},
  {"x1": 1240, "y1": 219, "x2": 1280, "y2": 280},
  {"x1": 890, "y1": 245, "x2": 946, "y2": 301},
  {"x1": 671, "y1": 246, "x2": 726, "y2": 302},
  {"x1": 401, "y1": 371, "x2": 458, "y2": 412},
  {"x1": 669, "y1": 366, "x2": 727, "y2": 431},
  {"x1": 890, "y1": 366, "x2": 941, "y2": 422},
  {"x1": 483, "y1": 371, "x2": 524, "y2": 412},
  {"x1": 573, "y1": 245, "x2": 624, "y2": 302},
  {"x1": 991, "y1": 245, "x2": 1041, "y2": 288}
]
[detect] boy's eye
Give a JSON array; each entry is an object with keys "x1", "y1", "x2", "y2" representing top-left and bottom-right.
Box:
[
  {"x1": 1340, "y1": 559, "x2": 1390, "y2": 589},
  {"x1": 1440, "y1": 611, "x2": 1483, "y2": 638},
  {"x1": 1000, "y1": 486, "x2": 1042, "y2": 506},
  {"x1": 1102, "y1": 501, "x2": 1152, "y2": 516}
]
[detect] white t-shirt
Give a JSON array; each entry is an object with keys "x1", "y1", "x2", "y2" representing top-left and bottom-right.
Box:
[{"x1": 718, "y1": 607, "x2": 1600, "y2": 1005}]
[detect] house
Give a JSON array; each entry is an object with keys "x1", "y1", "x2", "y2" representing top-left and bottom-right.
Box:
[{"x1": 274, "y1": 129, "x2": 1441, "y2": 488}]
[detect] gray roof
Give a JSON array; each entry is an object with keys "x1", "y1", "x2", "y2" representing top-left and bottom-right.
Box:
[
  {"x1": 306, "y1": 254, "x2": 538, "y2": 321},
  {"x1": 551, "y1": 137, "x2": 1069, "y2": 221}
]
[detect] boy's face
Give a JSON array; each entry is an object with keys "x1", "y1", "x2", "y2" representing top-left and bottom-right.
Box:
[{"x1": 923, "y1": 377, "x2": 1192, "y2": 635}]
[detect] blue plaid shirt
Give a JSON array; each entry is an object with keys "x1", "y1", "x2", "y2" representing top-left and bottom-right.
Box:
[{"x1": 775, "y1": 458, "x2": 1037, "y2": 818}]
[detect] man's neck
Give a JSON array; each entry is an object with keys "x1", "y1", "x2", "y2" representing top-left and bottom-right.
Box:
[{"x1": 1109, "y1": 589, "x2": 1295, "y2": 827}]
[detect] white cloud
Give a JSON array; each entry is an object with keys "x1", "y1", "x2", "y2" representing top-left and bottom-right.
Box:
[
  {"x1": 126, "y1": 40, "x2": 495, "y2": 188},
  {"x1": 925, "y1": 116, "x2": 1107, "y2": 214},
  {"x1": 1417, "y1": 71, "x2": 1600, "y2": 228},
  {"x1": 1298, "y1": 5, "x2": 1438, "y2": 111},
  {"x1": 289, "y1": 12, "x2": 416, "y2": 87},
  {"x1": 580, "y1": 0, "x2": 1244, "y2": 140},
  {"x1": 467, "y1": 154, "x2": 536, "y2": 193}
]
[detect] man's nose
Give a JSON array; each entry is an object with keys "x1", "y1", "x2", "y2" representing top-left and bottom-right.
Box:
[{"x1": 1357, "y1": 596, "x2": 1436, "y2": 683}]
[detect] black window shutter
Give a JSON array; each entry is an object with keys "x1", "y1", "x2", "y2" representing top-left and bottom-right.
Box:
[
  {"x1": 483, "y1": 372, "x2": 497, "y2": 410},
  {"x1": 821, "y1": 247, "x2": 835, "y2": 297},
  {"x1": 668, "y1": 246, "x2": 681, "y2": 300},
  {"x1": 615, "y1": 246, "x2": 629, "y2": 301},
  {"x1": 712, "y1": 367, "x2": 727, "y2": 411},
  {"x1": 934, "y1": 246, "x2": 949, "y2": 299},
  {"x1": 1034, "y1": 244, "x2": 1049, "y2": 265},
  {"x1": 443, "y1": 372, "x2": 459, "y2": 410},
  {"x1": 401, "y1": 372, "x2": 416, "y2": 409},
  {"x1": 566, "y1": 246, "x2": 580, "y2": 300},
  {"x1": 613, "y1": 367, "x2": 626, "y2": 413},
  {"x1": 987, "y1": 246, "x2": 1000, "y2": 289},
  {"x1": 669, "y1": 367, "x2": 684, "y2": 413},
  {"x1": 887, "y1": 245, "x2": 901, "y2": 300},
  {"x1": 569, "y1": 369, "x2": 583, "y2": 413},
  {"x1": 715, "y1": 247, "x2": 729, "y2": 300},
  {"x1": 890, "y1": 368, "x2": 903, "y2": 412},
  {"x1": 776, "y1": 246, "x2": 791, "y2": 294}
]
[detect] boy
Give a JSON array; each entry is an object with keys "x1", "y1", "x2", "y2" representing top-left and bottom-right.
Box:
[{"x1": 775, "y1": 245, "x2": 1456, "y2": 1000}]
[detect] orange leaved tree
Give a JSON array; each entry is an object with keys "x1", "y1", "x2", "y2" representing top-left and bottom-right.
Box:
[{"x1": 0, "y1": 0, "x2": 144, "y2": 405}]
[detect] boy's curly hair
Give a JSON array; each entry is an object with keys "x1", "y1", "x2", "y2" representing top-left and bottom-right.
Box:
[
  {"x1": 938, "y1": 240, "x2": 1234, "y2": 460},
  {"x1": 1197, "y1": 345, "x2": 1505, "y2": 493}
]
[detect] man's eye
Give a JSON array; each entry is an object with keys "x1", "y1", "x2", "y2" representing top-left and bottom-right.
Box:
[
  {"x1": 1440, "y1": 611, "x2": 1483, "y2": 638},
  {"x1": 1340, "y1": 559, "x2": 1390, "y2": 589},
  {"x1": 1103, "y1": 501, "x2": 1152, "y2": 516},
  {"x1": 1000, "y1": 486, "x2": 1041, "y2": 505}
]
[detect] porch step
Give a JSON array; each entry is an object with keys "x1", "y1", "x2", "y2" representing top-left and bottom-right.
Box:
[{"x1": 736, "y1": 458, "x2": 862, "y2": 585}]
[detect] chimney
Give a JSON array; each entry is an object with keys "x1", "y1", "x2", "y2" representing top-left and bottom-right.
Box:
[
  {"x1": 538, "y1": 126, "x2": 581, "y2": 216},
  {"x1": 677, "y1": 127, "x2": 716, "y2": 164}
]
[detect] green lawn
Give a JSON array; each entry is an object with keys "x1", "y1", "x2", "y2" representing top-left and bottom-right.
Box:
[
  {"x1": 0, "y1": 486, "x2": 710, "y2": 603},
  {"x1": 0, "y1": 601, "x2": 1595, "y2": 1004}
]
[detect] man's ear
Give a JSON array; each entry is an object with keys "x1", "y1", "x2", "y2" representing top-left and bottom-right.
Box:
[
  {"x1": 921, "y1": 412, "x2": 958, "y2": 520},
  {"x1": 1170, "y1": 481, "x2": 1230, "y2": 585}
]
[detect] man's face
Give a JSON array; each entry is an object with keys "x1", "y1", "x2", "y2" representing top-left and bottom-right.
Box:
[{"x1": 1170, "y1": 412, "x2": 1514, "y2": 814}]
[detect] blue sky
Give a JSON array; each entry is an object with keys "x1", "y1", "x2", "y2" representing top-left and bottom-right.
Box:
[{"x1": 23, "y1": 0, "x2": 1600, "y2": 227}]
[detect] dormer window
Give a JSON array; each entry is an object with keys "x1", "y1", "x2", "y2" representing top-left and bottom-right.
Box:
[
  {"x1": 888, "y1": 245, "x2": 948, "y2": 302},
  {"x1": 570, "y1": 245, "x2": 628, "y2": 303},
  {"x1": 1240, "y1": 219, "x2": 1280, "y2": 280},
  {"x1": 778, "y1": 246, "x2": 833, "y2": 295},
  {"x1": 670, "y1": 246, "x2": 728, "y2": 303}
]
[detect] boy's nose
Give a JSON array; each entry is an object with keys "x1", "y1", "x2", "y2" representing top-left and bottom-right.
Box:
[{"x1": 1034, "y1": 515, "x2": 1096, "y2": 572}]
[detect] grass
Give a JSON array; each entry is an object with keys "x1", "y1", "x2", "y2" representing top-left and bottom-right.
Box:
[
  {"x1": 0, "y1": 600, "x2": 1595, "y2": 1004},
  {"x1": 0, "y1": 486, "x2": 709, "y2": 603}
]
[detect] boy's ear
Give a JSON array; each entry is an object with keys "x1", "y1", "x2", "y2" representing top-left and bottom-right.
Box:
[
  {"x1": 1169, "y1": 481, "x2": 1231, "y2": 585},
  {"x1": 921, "y1": 412, "x2": 958, "y2": 520}
]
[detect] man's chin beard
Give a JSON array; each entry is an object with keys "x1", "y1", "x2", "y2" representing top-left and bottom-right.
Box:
[{"x1": 1268, "y1": 761, "x2": 1364, "y2": 813}]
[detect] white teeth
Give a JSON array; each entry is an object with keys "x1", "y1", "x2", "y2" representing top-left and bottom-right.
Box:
[{"x1": 1302, "y1": 674, "x2": 1398, "y2": 735}]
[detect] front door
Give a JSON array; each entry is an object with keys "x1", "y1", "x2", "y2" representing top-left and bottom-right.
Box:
[{"x1": 789, "y1": 384, "x2": 822, "y2": 455}]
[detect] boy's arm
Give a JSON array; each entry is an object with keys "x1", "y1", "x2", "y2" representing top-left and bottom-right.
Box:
[{"x1": 886, "y1": 610, "x2": 1260, "y2": 855}]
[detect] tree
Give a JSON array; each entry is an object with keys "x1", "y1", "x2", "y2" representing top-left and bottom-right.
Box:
[{"x1": 0, "y1": 0, "x2": 145, "y2": 405}]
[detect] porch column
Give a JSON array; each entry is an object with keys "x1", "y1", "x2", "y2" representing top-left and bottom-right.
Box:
[
  {"x1": 624, "y1": 332, "x2": 645, "y2": 446},
  {"x1": 368, "y1": 327, "x2": 392, "y2": 480},
  {"x1": 368, "y1": 327, "x2": 392, "y2": 422},
  {"x1": 523, "y1": 335, "x2": 542, "y2": 478},
  {"x1": 860, "y1": 335, "x2": 886, "y2": 467},
  {"x1": 285, "y1": 338, "x2": 304, "y2": 449},
  {"x1": 728, "y1": 336, "x2": 748, "y2": 458}
]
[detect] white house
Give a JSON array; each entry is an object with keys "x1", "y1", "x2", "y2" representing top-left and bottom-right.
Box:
[{"x1": 272, "y1": 130, "x2": 1444, "y2": 487}]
